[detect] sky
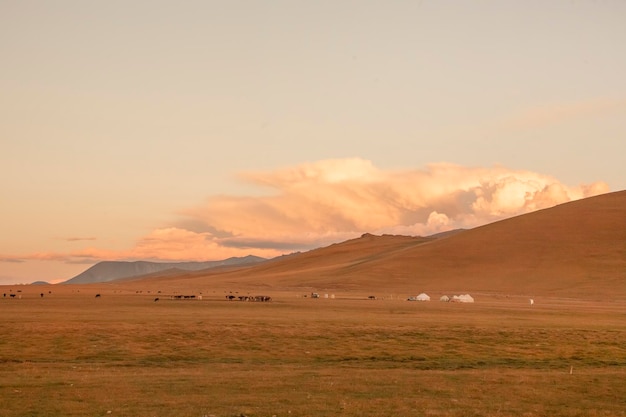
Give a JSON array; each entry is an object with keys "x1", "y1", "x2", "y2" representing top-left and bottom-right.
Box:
[{"x1": 1, "y1": 0, "x2": 625, "y2": 284}]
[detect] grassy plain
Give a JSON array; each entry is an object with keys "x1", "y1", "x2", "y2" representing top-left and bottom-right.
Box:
[{"x1": 1, "y1": 286, "x2": 625, "y2": 417}]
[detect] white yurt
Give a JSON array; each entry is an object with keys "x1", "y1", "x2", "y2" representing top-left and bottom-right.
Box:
[
  {"x1": 451, "y1": 294, "x2": 474, "y2": 303},
  {"x1": 439, "y1": 295, "x2": 450, "y2": 302},
  {"x1": 415, "y1": 293, "x2": 431, "y2": 301}
]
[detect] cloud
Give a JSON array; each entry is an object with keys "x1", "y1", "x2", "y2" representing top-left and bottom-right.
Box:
[
  {"x1": 61, "y1": 237, "x2": 97, "y2": 242},
  {"x1": 0, "y1": 258, "x2": 25, "y2": 263},
  {"x1": 1, "y1": 159, "x2": 609, "y2": 264},
  {"x1": 182, "y1": 158, "x2": 609, "y2": 246},
  {"x1": 497, "y1": 98, "x2": 626, "y2": 133}
]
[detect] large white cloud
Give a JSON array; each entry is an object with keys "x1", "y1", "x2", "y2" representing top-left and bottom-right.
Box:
[
  {"x1": 182, "y1": 158, "x2": 609, "y2": 250},
  {"x1": 1, "y1": 159, "x2": 609, "y2": 264}
]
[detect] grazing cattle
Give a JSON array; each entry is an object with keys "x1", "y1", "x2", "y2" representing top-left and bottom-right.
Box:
[
  {"x1": 170, "y1": 294, "x2": 197, "y2": 300},
  {"x1": 10, "y1": 294, "x2": 16, "y2": 298},
  {"x1": 154, "y1": 298, "x2": 159, "y2": 302},
  {"x1": 40, "y1": 293, "x2": 44, "y2": 298},
  {"x1": 95, "y1": 294, "x2": 101, "y2": 298},
  {"x1": 226, "y1": 295, "x2": 236, "y2": 300},
  {"x1": 368, "y1": 295, "x2": 376, "y2": 300}
]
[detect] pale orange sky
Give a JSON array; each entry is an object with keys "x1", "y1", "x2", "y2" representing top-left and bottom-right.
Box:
[{"x1": 1, "y1": 1, "x2": 624, "y2": 284}]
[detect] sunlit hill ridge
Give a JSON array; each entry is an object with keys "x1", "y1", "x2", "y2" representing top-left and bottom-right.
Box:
[{"x1": 67, "y1": 191, "x2": 625, "y2": 300}]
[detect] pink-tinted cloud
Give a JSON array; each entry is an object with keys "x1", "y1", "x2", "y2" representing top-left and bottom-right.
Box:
[
  {"x1": 0, "y1": 228, "x2": 282, "y2": 265},
  {"x1": 497, "y1": 98, "x2": 626, "y2": 132},
  {"x1": 61, "y1": 237, "x2": 97, "y2": 242},
  {"x1": 183, "y1": 158, "x2": 609, "y2": 246},
  {"x1": 0, "y1": 159, "x2": 609, "y2": 265}
]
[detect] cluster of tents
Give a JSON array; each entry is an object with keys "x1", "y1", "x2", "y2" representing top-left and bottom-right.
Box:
[{"x1": 407, "y1": 293, "x2": 474, "y2": 303}]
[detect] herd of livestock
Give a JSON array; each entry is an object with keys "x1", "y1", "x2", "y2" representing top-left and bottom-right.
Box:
[
  {"x1": 1, "y1": 289, "x2": 272, "y2": 302},
  {"x1": 3, "y1": 290, "x2": 477, "y2": 304},
  {"x1": 225, "y1": 294, "x2": 272, "y2": 302}
]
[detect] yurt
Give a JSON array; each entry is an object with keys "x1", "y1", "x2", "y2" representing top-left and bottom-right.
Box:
[
  {"x1": 415, "y1": 293, "x2": 431, "y2": 301},
  {"x1": 451, "y1": 294, "x2": 474, "y2": 303}
]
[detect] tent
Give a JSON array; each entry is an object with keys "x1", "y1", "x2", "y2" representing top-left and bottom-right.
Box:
[
  {"x1": 451, "y1": 294, "x2": 474, "y2": 303},
  {"x1": 407, "y1": 293, "x2": 430, "y2": 301},
  {"x1": 416, "y1": 293, "x2": 431, "y2": 301}
]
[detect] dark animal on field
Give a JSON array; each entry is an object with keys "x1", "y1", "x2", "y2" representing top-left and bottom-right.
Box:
[
  {"x1": 154, "y1": 298, "x2": 159, "y2": 302},
  {"x1": 226, "y1": 295, "x2": 236, "y2": 300},
  {"x1": 95, "y1": 294, "x2": 101, "y2": 298},
  {"x1": 368, "y1": 295, "x2": 376, "y2": 300},
  {"x1": 40, "y1": 293, "x2": 44, "y2": 298},
  {"x1": 10, "y1": 294, "x2": 16, "y2": 298}
]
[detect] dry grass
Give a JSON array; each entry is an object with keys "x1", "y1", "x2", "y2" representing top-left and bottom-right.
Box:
[{"x1": 1, "y1": 287, "x2": 625, "y2": 416}]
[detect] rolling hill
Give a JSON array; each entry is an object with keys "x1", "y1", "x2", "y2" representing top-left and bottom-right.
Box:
[
  {"x1": 121, "y1": 190, "x2": 625, "y2": 300},
  {"x1": 62, "y1": 255, "x2": 266, "y2": 284}
]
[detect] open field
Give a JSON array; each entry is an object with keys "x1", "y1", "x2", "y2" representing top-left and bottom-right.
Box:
[{"x1": 1, "y1": 285, "x2": 625, "y2": 417}]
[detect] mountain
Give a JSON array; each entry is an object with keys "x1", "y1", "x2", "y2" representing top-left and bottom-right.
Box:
[
  {"x1": 126, "y1": 191, "x2": 625, "y2": 300},
  {"x1": 62, "y1": 255, "x2": 267, "y2": 284},
  {"x1": 347, "y1": 190, "x2": 626, "y2": 298}
]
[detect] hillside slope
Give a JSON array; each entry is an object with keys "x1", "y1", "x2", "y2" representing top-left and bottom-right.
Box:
[
  {"x1": 121, "y1": 191, "x2": 626, "y2": 300},
  {"x1": 356, "y1": 190, "x2": 626, "y2": 298}
]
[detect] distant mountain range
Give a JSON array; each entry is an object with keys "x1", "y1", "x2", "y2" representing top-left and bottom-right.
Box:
[{"x1": 62, "y1": 255, "x2": 267, "y2": 284}]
